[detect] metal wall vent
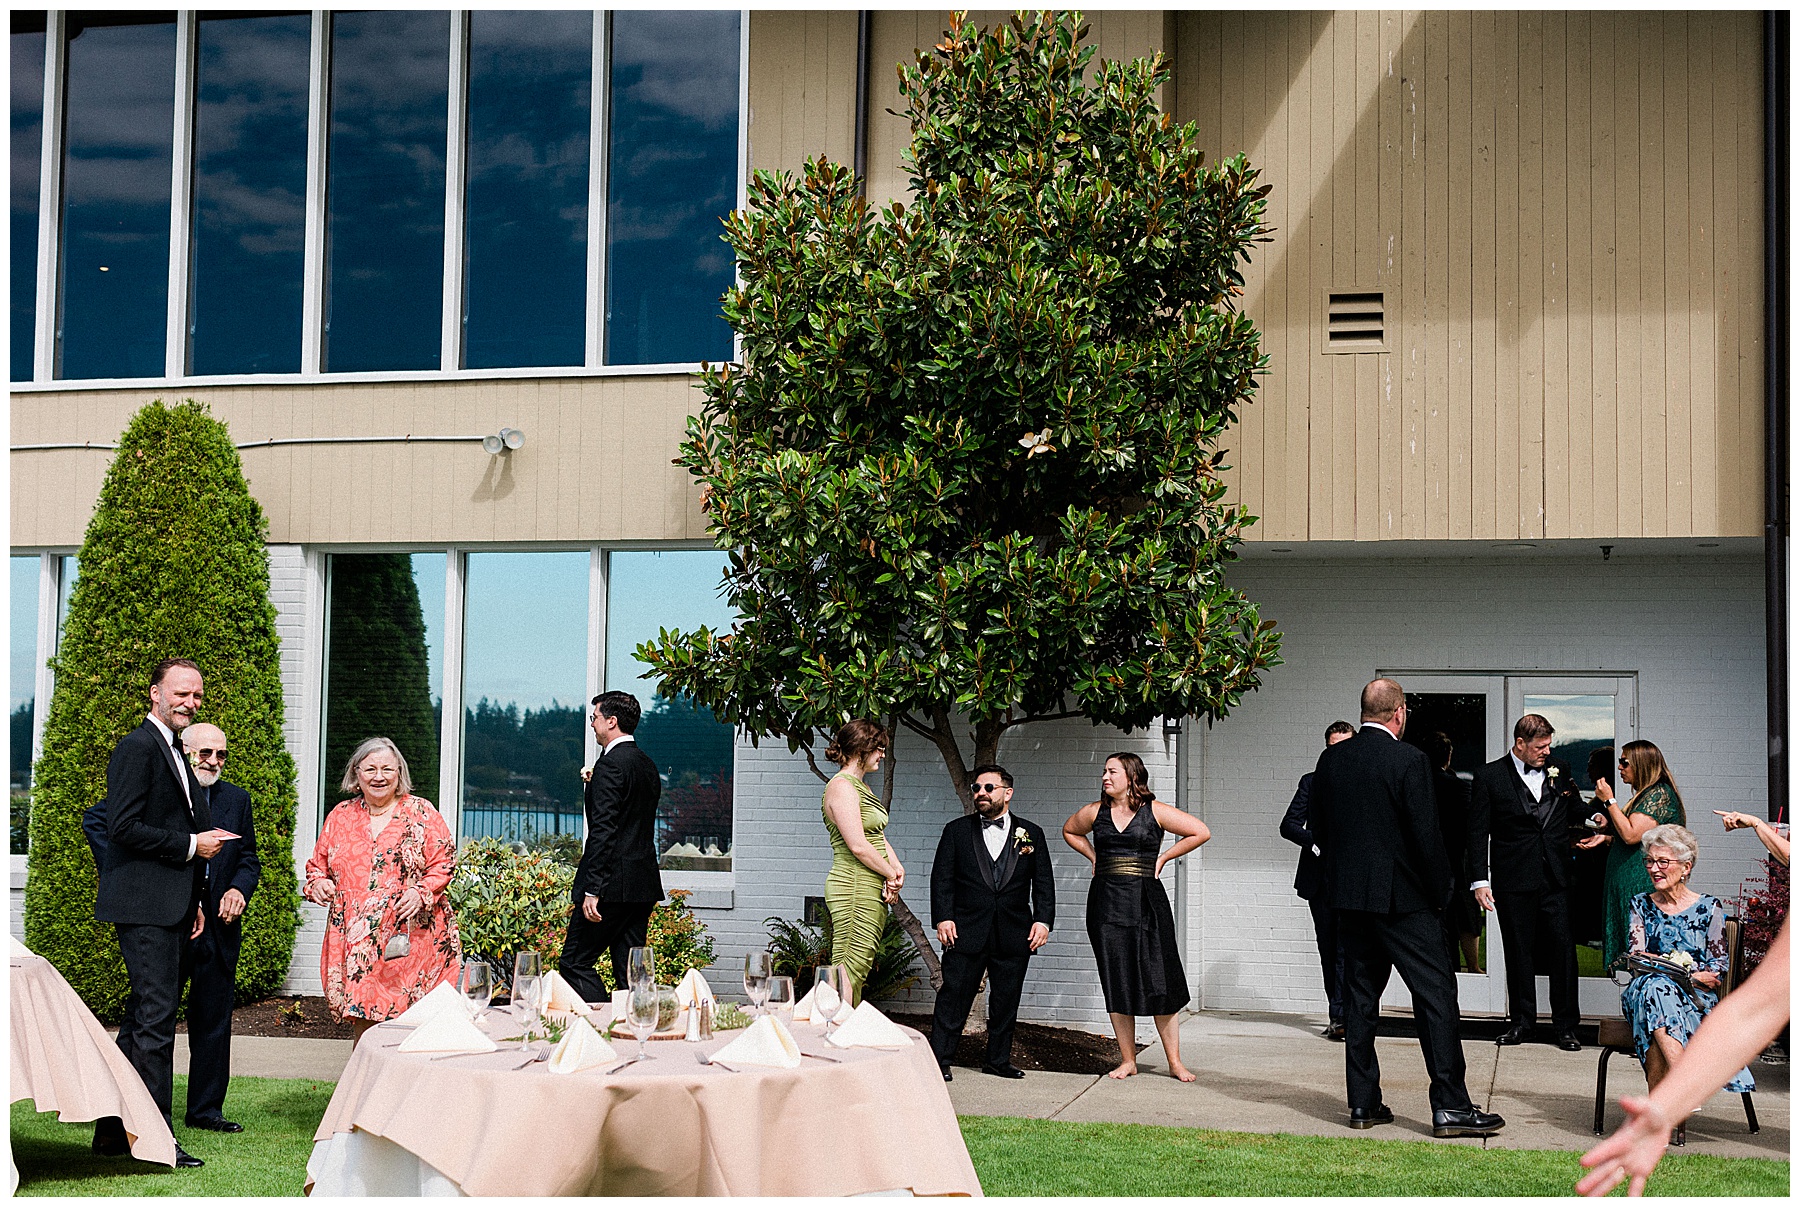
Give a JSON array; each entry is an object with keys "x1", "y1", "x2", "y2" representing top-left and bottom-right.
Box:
[{"x1": 1325, "y1": 290, "x2": 1385, "y2": 353}]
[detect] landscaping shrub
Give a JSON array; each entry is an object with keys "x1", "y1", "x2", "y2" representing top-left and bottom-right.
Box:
[
  {"x1": 23, "y1": 400, "x2": 301, "y2": 1018},
  {"x1": 764, "y1": 910, "x2": 921, "y2": 1002},
  {"x1": 447, "y1": 837, "x2": 715, "y2": 992}
]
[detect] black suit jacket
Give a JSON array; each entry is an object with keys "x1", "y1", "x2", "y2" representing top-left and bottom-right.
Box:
[
  {"x1": 1465, "y1": 755, "x2": 1583, "y2": 894},
  {"x1": 573, "y1": 739, "x2": 664, "y2": 905},
  {"x1": 930, "y1": 812, "x2": 1055, "y2": 956},
  {"x1": 84, "y1": 779, "x2": 259, "y2": 959},
  {"x1": 93, "y1": 720, "x2": 211, "y2": 927},
  {"x1": 1279, "y1": 772, "x2": 1324, "y2": 900},
  {"x1": 1308, "y1": 725, "x2": 1452, "y2": 915}
]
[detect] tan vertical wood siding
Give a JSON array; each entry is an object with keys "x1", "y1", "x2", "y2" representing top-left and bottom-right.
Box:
[
  {"x1": 1173, "y1": 11, "x2": 1765, "y2": 540},
  {"x1": 747, "y1": 11, "x2": 860, "y2": 176}
]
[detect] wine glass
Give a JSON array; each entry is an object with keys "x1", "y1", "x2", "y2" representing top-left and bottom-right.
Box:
[
  {"x1": 766, "y1": 975, "x2": 795, "y2": 1021},
  {"x1": 813, "y1": 965, "x2": 848, "y2": 1032},
  {"x1": 513, "y1": 975, "x2": 542, "y2": 1036},
  {"x1": 628, "y1": 984, "x2": 659, "y2": 1063},
  {"x1": 459, "y1": 961, "x2": 494, "y2": 1024},
  {"x1": 627, "y1": 946, "x2": 656, "y2": 993},
  {"x1": 743, "y1": 951, "x2": 774, "y2": 1017},
  {"x1": 513, "y1": 950, "x2": 542, "y2": 996}
]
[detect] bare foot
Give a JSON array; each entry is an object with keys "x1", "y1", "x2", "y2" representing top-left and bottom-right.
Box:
[
  {"x1": 1107, "y1": 1062, "x2": 1138, "y2": 1080},
  {"x1": 1168, "y1": 1061, "x2": 1197, "y2": 1083}
]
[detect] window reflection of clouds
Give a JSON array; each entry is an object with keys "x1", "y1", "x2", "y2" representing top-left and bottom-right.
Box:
[
  {"x1": 59, "y1": 18, "x2": 176, "y2": 380},
  {"x1": 12, "y1": 30, "x2": 43, "y2": 381},
  {"x1": 191, "y1": 14, "x2": 309, "y2": 375},
  {"x1": 325, "y1": 11, "x2": 448, "y2": 373}
]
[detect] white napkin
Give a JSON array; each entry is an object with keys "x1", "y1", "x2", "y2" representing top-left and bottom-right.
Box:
[
  {"x1": 712, "y1": 1015, "x2": 802, "y2": 1069},
  {"x1": 791, "y1": 985, "x2": 822, "y2": 1022},
  {"x1": 398, "y1": 1010, "x2": 498, "y2": 1054},
  {"x1": 391, "y1": 981, "x2": 475, "y2": 1027},
  {"x1": 826, "y1": 1000, "x2": 912, "y2": 1049},
  {"x1": 542, "y1": 970, "x2": 593, "y2": 1017},
  {"x1": 675, "y1": 968, "x2": 716, "y2": 1010},
  {"x1": 547, "y1": 1016, "x2": 618, "y2": 1074}
]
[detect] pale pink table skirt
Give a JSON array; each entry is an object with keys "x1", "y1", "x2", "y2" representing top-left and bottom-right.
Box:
[
  {"x1": 9, "y1": 938, "x2": 176, "y2": 1170},
  {"x1": 309, "y1": 1010, "x2": 982, "y2": 1197}
]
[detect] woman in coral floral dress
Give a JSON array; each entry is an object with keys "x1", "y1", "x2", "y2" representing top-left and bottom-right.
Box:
[{"x1": 304, "y1": 736, "x2": 462, "y2": 1043}]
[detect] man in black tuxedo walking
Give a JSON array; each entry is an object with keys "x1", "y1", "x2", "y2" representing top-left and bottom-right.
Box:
[
  {"x1": 1280, "y1": 719, "x2": 1357, "y2": 1041},
  {"x1": 928, "y1": 764, "x2": 1055, "y2": 1082},
  {"x1": 1309, "y1": 678, "x2": 1503, "y2": 1138},
  {"x1": 559, "y1": 690, "x2": 663, "y2": 1002},
  {"x1": 84, "y1": 721, "x2": 260, "y2": 1135},
  {"x1": 1466, "y1": 713, "x2": 1585, "y2": 1051},
  {"x1": 91, "y1": 658, "x2": 222, "y2": 1168}
]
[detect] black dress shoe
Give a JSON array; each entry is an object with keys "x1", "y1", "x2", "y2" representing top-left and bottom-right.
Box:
[
  {"x1": 1348, "y1": 1104, "x2": 1394, "y2": 1129},
  {"x1": 91, "y1": 1118, "x2": 130, "y2": 1157},
  {"x1": 174, "y1": 1144, "x2": 205, "y2": 1169},
  {"x1": 1556, "y1": 1031, "x2": 1583, "y2": 1052},
  {"x1": 185, "y1": 1115, "x2": 243, "y2": 1133},
  {"x1": 1323, "y1": 1022, "x2": 1346, "y2": 1042},
  {"x1": 1432, "y1": 1107, "x2": 1505, "y2": 1138},
  {"x1": 941, "y1": 1067, "x2": 953, "y2": 1082},
  {"x1": 1496, "y1": 1023, "x2": 1534, "y2": 1046},
  {"x1": 980, "y1": 1062, "x2": 1026, "y2": 1079}
]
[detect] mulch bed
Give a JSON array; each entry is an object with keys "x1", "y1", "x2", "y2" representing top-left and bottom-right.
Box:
[{"x1": 206, "y1": 996, "x2": 359, "y2": 1042}]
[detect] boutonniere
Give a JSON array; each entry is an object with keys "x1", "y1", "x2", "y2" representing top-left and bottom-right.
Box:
[
  {"x1": 1012, "y1": 827, "x2": 1034, "y2": 856},
  {"x1": 1546, "y1": 767, "x2": 1562, "y2": 783}
]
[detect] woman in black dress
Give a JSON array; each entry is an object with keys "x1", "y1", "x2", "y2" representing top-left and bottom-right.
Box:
[{"x1": 1063, "y1": 751, "x2": 1210, "y2": 1080}]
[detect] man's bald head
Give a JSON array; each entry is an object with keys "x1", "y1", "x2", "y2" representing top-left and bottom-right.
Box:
[
  {"x1": 1360, "y1": 678, "x2": 1406, "y2": 724},
  {"x1": 183, "y1": 722, "x2": 228, "y2": 787}
]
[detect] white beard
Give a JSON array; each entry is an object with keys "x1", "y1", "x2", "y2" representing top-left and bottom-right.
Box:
[{"x1": 193, "y1": 767, "x2": 222, "y2": 788}]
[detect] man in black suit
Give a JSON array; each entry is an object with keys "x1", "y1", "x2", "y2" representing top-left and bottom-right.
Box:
[
  {"x1": 928, "y1": 763, "x2": 1056, "y2": 1082},
  {"x1": 84, "y1": 722, "x2": 259, "y2": 1135},
  {"x1": 1466, "y1": 713, "x2": 1585, "y2": 1051},
  {"x1": 559, "y1": 690, "x2": 664, "y2": 1001},
  {"x1": 1308, "y1": 678, "x2": 1503, "y2": 1139},
  {"x1": 91, "y1": 658, "x2": 222, "y2": 1168},
  {"x1": 1281, "y1": 720, "x2": 1357, "y2": 1041}
]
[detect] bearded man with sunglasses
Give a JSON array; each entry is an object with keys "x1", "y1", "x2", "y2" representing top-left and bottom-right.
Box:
[{"x1": 928, "y1": 764, "x2": 1056, "y2": 1082}]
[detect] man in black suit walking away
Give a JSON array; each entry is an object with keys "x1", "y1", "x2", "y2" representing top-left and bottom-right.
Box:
[
  {"x1": 1309, "y1": 678, "x2": 1504, "y2": 1138},
  {"x1": 928, "y1": 764, "x2": 1055, "y2": 1082},
  {"x1": 92, "y1": 659, "x2": 222, "y2": 1168},
  {"x1": 83, "y1": 721, "x2": 260, "y2": 1135},
  {"x1": 559, "y1": 691, "x2": 664, "y2": 1002},
  {"x1": 1466, "y1": 713, "x2": 1585, "y2": 1051},
  {"x1": 1281, "y1": 720, "x2": 1357, "y2": 1041}
]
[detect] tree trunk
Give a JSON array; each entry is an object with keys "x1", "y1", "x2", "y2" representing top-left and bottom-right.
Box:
[{"x1": 882, "y1": 713, "x2": 943, "y2": 991}]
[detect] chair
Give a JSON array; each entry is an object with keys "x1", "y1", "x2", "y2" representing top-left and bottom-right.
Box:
[{"x1": 1593, "y1": 917, "x2": 1760, "y2": 1142}]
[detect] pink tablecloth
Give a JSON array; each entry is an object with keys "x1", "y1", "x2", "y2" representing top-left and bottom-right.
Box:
[
  {"x1": 9, "y1": 938, "x2": 175, "y2": 1167},
  {"x1": 310, "y1": 1009, "x2": 982, "y2": 1197}
]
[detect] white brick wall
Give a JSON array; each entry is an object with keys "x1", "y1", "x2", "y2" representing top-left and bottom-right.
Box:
[{"x1": 267, "y1": 545, "x2": 326, "y2": 997}]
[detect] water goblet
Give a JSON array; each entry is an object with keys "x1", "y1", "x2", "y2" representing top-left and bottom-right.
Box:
[
  {"x1": 513, "y1": 975, "x2": 543, "y2": 1034},
  {"x1": 627, "y1": 946, "x2": 656, "y2": 993},
  {"x1": 513, "y1": 950, "x2": 542, "y2": 993},
  {"x1": 766, "y1": 975, "x2": 795, "y2": 1021},
  {"x1": 628, "y1": 984, "x2": 659, "y2": 1063},
  {"x1": 813, "y1": 965, "x2": 848, "y2": 1032},
  {"x1": 743, "y1": 951, "x2": 774, "y2": 1017},
  {"x1": 459, "y1": 961, "x2": 494, "y2": 1025}
]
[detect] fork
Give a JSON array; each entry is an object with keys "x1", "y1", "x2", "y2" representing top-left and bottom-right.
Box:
[
  {"x1": 512, "y1": 1046, "x2": 549, "y2": 1071},
  {"x1": 695, "y1": 1049, "x2": 740, "y2": 1073}
]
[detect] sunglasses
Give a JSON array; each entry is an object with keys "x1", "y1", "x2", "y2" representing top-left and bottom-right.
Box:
[
  {"x1": 972, "y1": 783, "x2": 1007, "y2": 794},
  {"x1": 189, "y1": 747, "x2": 228, "y2": 763}
]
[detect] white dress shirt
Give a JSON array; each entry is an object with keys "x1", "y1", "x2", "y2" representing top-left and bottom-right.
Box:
[
  {"x1": 145, "y1": 712, "x2": 198, "y2": 860},
  {"x1": 602, "y1": 734, "x2": 636, "y2": 756},
  {"x1": 980, "y1": 809, "x2": 1011, "y2": 861},
  {"x1": 1360, "y1": 721, "x2": 1398, "y2": 738}
]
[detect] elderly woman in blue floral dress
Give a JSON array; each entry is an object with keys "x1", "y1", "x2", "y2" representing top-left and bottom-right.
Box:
[{"x1": 1620, "y1": 824, "x2": 1755, "y2": 1108}]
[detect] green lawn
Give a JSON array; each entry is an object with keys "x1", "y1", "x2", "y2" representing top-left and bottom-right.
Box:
[
  {"x1": 14, "y1": 1080, "x2": 1788, "y2": 1197},
  {"x1": 961, "y1": 1117, "x2": 1790, "y2": 1197},
  {"x1": 11, "y1": 1076, "x2": 333, "y2": 1197}
]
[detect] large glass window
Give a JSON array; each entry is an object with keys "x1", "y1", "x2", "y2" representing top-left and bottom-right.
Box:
[
  {"x1": 321, "y1": 553, "x2": 445, "y2": 820},
  {"x1": 188, "y1": 13, "x2": 310, "y2": 376},
  {"x1": 56, "y1": 14, "x2": 177, "y2": 380},
  {"x1": 463, "y1": 10, "x2": 591, "y2": 370},
  {"x1": 607, "y1": 551, "x2": 736, "y2": 870},
  {"x1": 459, "y1": 552, "x2": 588, "y2": 842},
  {"x1": 12, "y1": 18, "x2": 45, "y2": 382},
  {"x1": 11, "y1": 558, "x2": 40, "y2": 849},
  {"x1": 324, "y1": 11, "x2": 448, "y2": 373},
  {"x1": 604, "y1": 10, "x2": 739, "y2": 366}
]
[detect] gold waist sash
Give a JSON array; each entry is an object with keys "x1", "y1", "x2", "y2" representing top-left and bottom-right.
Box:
[{"x1": 1098, "y1": 855, "x2": 1156, "y2": 878}]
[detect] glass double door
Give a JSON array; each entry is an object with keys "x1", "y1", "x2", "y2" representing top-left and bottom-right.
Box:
[{"x1": 1376, "y1": 673, "x2": 1636, "y2": 1019}]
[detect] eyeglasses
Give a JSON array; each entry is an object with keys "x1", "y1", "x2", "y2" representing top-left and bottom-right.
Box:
[
  {"x1": 972, "y1": 783, "x2": 1006, "y2": 795},
  {"x1": 1642, "y1": 858, "x2": 1686, "y2": 870},
  {"x1": 189, "y1": 747, "x2": 227, "y2": 763},
  {"x1": 1619, "y1": 758, "x2": 1630, "y2": 768}
]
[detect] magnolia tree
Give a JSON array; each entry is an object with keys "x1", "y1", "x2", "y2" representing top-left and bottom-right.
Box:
[{"x1": 642, "y1": 12, "x2": 1282, "y2": 983}]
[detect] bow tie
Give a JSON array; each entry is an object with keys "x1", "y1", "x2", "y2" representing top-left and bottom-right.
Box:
[{"x1": 981, "y1": 816, "x2": 1008, "y2": 830}]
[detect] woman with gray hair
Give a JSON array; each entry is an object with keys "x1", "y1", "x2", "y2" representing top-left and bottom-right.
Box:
[
  {"x1": 303, "y1": 737, "x2": 462, "y2": 1043},
  {"x1": 1617, "y1": 823, "x2": 1754, "y2": 1141}
]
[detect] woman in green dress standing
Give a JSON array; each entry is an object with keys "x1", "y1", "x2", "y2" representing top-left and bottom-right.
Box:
[
  {"x1": 822, "y1": 719, "x2": 903, "y2": 1002},
  {"x1": 1578, "y1": 740, "x2": 1686, "y2": 972}
]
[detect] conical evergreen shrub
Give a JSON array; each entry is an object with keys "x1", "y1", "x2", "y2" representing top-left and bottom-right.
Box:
[{"x1": 24, "y1": 399, "x2": 300, "y2": 1017}]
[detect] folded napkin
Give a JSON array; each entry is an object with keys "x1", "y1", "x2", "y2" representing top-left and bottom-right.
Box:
[
  {"x1": 826, "y1": 1000, "x2": 912, "y2": 1050},
  {"x1": 391, "y1": 981, "x2": 475, "y2": 1027},
  {"x1": 712, "y1": 1015, "x2": 802, "y2": 1069},
  {"x1": 547, "y1": 1016, "x2": 619, "y2": 1074},
  {"x1": 542, "y1": 970, "x2": 594, "y2": 1017},
  {"x1": 792, "y1": 985, "x2": 827, "y2": 1022},
  {"x1": 398, "y1": 1009, "x2": 498, "y2": 1055},
  {"x1": 675, "y1": 968, "x2": 716, "y2": 1010}
]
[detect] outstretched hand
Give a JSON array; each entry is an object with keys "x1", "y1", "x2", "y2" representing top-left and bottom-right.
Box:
[{"x1": 1577, "y1": 1094, "x2": 1672, "y2": 1197}]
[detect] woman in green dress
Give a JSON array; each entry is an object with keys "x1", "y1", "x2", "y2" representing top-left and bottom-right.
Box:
[
  {"x1": 1579, "y1": 740, "x2": 1686, "y2": 972},
  {"x1": 822, "y1": 719, "x2": 903, "y2": 1002}
]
